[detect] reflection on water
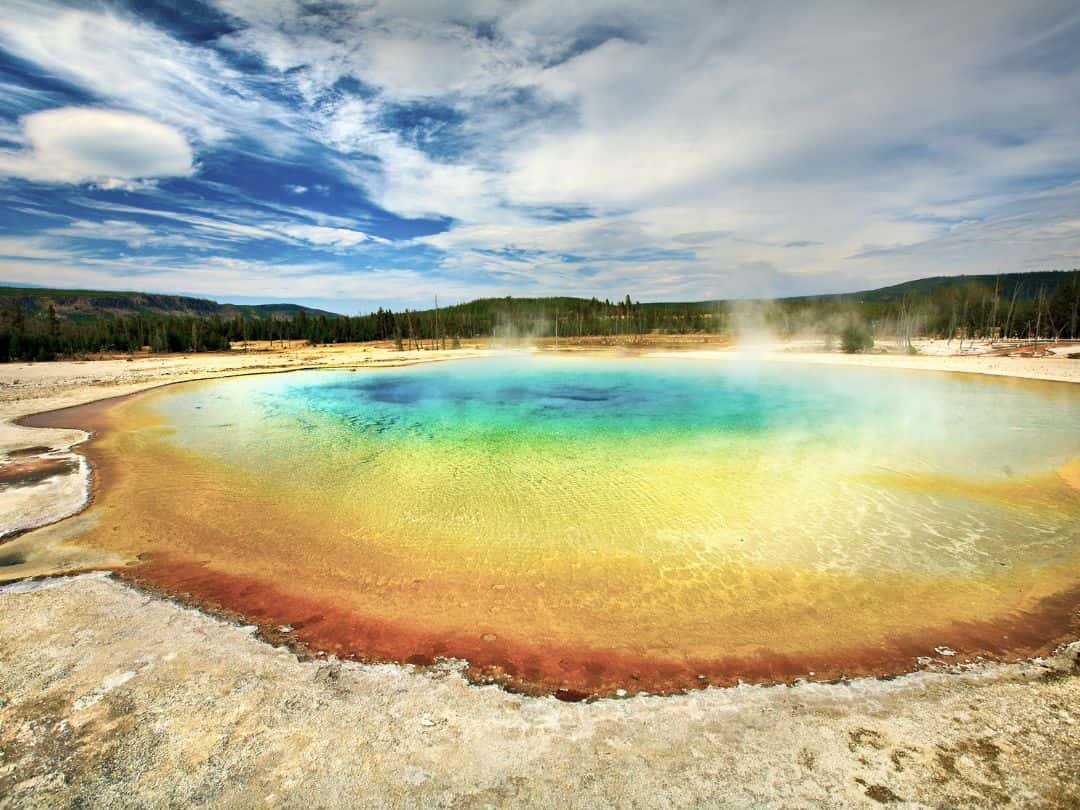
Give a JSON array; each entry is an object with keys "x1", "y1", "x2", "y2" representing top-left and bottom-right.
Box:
[{"x1": 62, "y1": 357, "x2": 1080, "y2": 694}]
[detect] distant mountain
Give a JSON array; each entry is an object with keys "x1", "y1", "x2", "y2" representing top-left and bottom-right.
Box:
[
  {"x1": 782, "y1": 270, "x2": 1073, "y2": 305},
  {"x1": 400, "y1": 270, "x2": 1078, "y2": 320},
  {"x1": 0, "y1": 286, "x2": 340, "y2": 322}
]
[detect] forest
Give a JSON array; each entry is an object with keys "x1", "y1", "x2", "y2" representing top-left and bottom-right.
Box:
[{"x1": 1, "y1": 270, "x2": 1077, "y2": 362}]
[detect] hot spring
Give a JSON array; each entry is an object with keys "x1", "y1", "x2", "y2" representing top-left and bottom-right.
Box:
[{"x1": 35, "y1": 356, "x2": 1080, "y2": 696}]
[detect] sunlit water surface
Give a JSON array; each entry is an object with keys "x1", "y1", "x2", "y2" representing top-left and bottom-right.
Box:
[{"x1": 71, "y1": 356, "x2": 1080, "y2": 694}]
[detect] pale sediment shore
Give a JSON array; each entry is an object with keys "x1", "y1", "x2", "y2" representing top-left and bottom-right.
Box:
[
  {"x1": 656, "y1": 340, "x2": 1080, "y2": 385},
  {"x1": 2, "y1": 342, "x2": 1079, "y2": 807},
  {"x1": 766, "y1": 346, "x2": 1080, "y2": 385}
]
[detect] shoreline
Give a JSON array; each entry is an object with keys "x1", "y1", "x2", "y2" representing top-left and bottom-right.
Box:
[{"x1": 2, "y1": 342, "x2": 1080, "y2": 805}]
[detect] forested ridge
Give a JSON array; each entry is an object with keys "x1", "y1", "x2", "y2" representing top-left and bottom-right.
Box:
[{"x1": 1, "y1": 270, "x2": 1077, "y2": 361}]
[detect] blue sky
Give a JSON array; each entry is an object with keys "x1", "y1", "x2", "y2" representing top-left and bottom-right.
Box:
[{"x1": 1, "y1": 1, "x2": 1079, "y2": 314}]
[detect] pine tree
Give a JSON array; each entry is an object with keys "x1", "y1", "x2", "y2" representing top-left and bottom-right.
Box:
[
  {"x1": 11, "y1": 299, "x2": 24, "y2": 334},
  {"x1": 47, "y1": 304, "x2": 61, "y2": 339}
]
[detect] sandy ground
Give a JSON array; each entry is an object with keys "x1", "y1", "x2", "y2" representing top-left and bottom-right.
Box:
[
  {"x1": 2, "y1": 340, "x2": 1079, "y2": 808},
  {"x1": 767, "y1": 340, "x2": 1080, "y2": 384}
]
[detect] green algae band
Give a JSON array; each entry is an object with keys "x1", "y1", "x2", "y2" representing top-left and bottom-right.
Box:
[{"x1": 55, "y1": 357, "x2": 1080, "y2": 695}]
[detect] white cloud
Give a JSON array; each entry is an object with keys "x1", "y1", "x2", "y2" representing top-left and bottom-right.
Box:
[
  {"x1": 211, "y1": 1, "x2": 1080, "y2": 270},
  {"x1": 0, "y1": 256, "x2": 484, "y2": 306},
  {"x1": 0, "y1": 0, "x2": 298, "y2": 151},
  {"x1": 0, "y1": 235, "x2": 80, "y2": 263},
  {"x1": 0, "y1": 108, "x2": 194, "y2": 185},
  {"x1": 315, "y1": 95, "x2": 498, "y2": 221},
  {"x1": 17, "y1": 198, "x2": 388, "y2": 256},
  {"x1": 94, "y1": 178, "x2": 161, "y2": 192},
  {"x1": 278, "y1": 224, "x2": 388, "y2": 248},
  {"x1": 47, "y1": 219, "x2": 209, "y2": 251}
]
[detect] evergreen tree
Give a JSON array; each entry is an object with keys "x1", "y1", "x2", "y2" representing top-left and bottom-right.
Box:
[{"x1": 47, "y1": 304, "x2": 61, "y2": 339}]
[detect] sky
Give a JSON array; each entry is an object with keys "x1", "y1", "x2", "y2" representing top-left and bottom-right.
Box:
[{"x1": 1, "y1": 1, "x2": 1079, "y2": 314}]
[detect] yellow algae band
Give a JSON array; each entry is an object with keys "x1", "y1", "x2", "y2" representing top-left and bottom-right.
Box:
[{"x1": 25, "y1": 357, "x2": 1080, "y2": 695}]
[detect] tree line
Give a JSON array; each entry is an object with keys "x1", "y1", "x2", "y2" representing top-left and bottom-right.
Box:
[
  {"x1": 766, "y1": 271, "x2": 1080, "y2": 349},
  {"x1": 0, "y1": 295, "x2": 718, "y2": 361},
  {"x1": 1, "y1": 272, "x2": 1077, "y2": 362}
]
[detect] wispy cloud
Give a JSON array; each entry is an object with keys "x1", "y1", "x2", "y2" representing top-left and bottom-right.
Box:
[{"x1": 27, "y1": 198, "x2": 392, "y2": 257}]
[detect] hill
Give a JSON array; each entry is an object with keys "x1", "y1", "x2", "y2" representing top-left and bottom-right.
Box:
[
  {"x1": 398, "y1": 270, "x2": 1076, "y2": 324},
  {"x1": 0, "y1": 286, "x2": 339, "y2": 323},
  {"x1": 384, "y1": 270, "x2": 1078, "y2": 339},
  {"x1": 783, "y1": 270, "x2": 1071, "y2": 305},
  {"x1": 2, "y1": 271, "x2": 1071, "y2": 325}
]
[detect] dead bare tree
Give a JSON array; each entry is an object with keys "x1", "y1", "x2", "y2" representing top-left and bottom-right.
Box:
[
  {"x1": 897, "y1": 294, "x2": 917, "y2": 350},
  {"x1": 946, "y1": 297, "x2": 958, "y2": 346},
  {"x1": 1034, "y1": 286, "x2": 1046, "y2": 349},
  {"x1": 1071, "y1": 278, "x2": 1079, "y2": 341},
  {"x1": 405, "y1": 309, "x2": 416, "y2": 351},
  {"x1": 988, "y1": 276, "x2": 1000, "y2": 343},
  {"x1": 1003, "y1": 280, "x2": 1023, "y2": 341}
]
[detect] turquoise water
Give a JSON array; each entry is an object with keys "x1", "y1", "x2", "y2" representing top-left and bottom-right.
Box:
[
  {"x1": 149, "y1": 355, "x2": 1080, "y2": 580},
  {"x1": 165, "y1": 355, "x2": 1080, "y2": 476}
]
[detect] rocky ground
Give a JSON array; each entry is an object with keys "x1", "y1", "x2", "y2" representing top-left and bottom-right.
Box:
[{"x1": 1, "y1": 575, "x2": 1078, "y2": 808}]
